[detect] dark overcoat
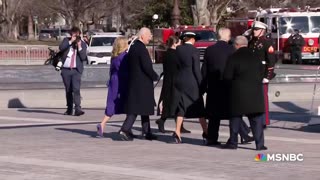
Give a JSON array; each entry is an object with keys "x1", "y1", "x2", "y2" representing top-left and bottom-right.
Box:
[
  {"x1": 157, "y1": 48, "x2": 180, "y2": 118},
  {"x1": 125, "y1": 40, "x2": 159, "y2": 115},
  {"x1": 173, "y1": 43, "x2": 205, "y2": 118},
  {"x1": 201, "y1": 41, "x2": 234, "y2": 119},
  {"x1": 223, "y1": 47, "x2": 265, "y2": 116}
]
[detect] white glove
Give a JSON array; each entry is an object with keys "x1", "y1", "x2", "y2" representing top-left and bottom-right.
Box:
[{"x1": 263, "y1": 78, "x2": 269, "y2": 83}]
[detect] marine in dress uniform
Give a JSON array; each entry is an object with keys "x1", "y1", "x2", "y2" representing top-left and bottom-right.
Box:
[{"x1": 248, "y1": 21, "x2": 277, "y2": 127}]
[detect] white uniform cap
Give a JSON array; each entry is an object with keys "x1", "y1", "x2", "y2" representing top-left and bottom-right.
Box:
[{"x1": 253, "y1": 21, "x2": 268, "y2": 29}]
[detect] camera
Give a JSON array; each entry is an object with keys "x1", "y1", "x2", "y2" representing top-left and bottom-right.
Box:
[{"x1": 75, "y1": 35, "x2": 81, "y2": 42}]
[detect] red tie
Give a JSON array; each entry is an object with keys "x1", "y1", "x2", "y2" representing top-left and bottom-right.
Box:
[{"x1": 70, "y1": 48, "x2": 76, "y2": 68}]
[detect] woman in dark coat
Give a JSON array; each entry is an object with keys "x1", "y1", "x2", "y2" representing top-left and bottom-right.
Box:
[
  {"x1": 172, "y1": 32, "x2": 207, "y2": 143},
  {"x1": 156, "y1": 36, "x2": 191, "y2": 133},
  {"x1": 96, "y1": 37, "x2": 129, "y2": 137}
]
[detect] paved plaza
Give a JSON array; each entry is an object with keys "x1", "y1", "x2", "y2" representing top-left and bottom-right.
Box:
[{"x1": 0, "y1": 83, "x2": 320, "y2": 180}]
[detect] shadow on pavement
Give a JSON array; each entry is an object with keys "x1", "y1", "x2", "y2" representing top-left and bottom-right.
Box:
[
  {"x1": 18, "y1": 109, "x2": 62, "y2": 115},
  {"x1": 55, "y1": 127, "x2": 123, "y2": 140},
  {"x1": 8, "y1": 98, "x2": 26, "y2": 108},
  {"x1": 272, "y1": 101, "x2": 309, "y2": 113}
]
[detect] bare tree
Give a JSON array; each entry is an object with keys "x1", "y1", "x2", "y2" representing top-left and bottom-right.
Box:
[
  {"x1": 191, "y1": 0, "x2": 210, "y2": 25},
  {"x1": 191, "y1": 0, "x2": 232, "y2": 29},
  {"x1": 0, "y1": 0, "x2": 24, "y2": 40}
]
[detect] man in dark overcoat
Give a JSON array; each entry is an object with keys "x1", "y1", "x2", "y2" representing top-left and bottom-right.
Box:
[
  {"x1": 201, "y1": 28, "x2": 234, "y2": 145},
  {"x1": 201, "y1": 28, "x2": 253, "y2": 145},
  {"x1": 119, "y1": 27, "x2": 159, "y2": 141},
  {"x1": 223, "y1": 36, "x2": 267, "y2": 151}
]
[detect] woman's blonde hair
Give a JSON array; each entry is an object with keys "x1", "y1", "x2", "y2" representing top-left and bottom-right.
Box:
[{"x1": 111, "y1": 37, "x2": 128, "y2": 58}]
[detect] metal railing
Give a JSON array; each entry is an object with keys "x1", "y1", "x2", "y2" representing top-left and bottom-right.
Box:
[{"x1": 0, "y1": 45, "x2": 59, "y2": 65}]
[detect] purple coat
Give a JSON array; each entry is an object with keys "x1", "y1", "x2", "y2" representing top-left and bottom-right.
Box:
[{"x1": 105, "y1": 51, "x2": 128, "y2": 116}]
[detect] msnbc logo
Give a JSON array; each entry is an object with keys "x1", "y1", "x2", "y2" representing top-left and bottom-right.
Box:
[
  {"x1": 255, "y1": 154, "x2": 267, "y2": 162},
  {"x1": 255, "y1": 153, "x2": 303, "y2": 162}
]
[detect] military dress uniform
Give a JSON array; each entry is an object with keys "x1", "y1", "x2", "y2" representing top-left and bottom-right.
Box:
[{"x1": 248, "y1": 28, "x2": 276, "y2": 126}]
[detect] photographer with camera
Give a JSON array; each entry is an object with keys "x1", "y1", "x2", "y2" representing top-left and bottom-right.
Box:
[{"x1": 59, "y1": 26, "x2": 87, "y2": 116}]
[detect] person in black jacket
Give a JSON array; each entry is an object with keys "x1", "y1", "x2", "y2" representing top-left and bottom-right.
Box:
[
  {"x1": 223, "y1": 36, "x2": 267, "y2": 151},
  {"x1": 59, "y1": 26, "x2": 87, "y2": 116},
  {"x1": 156, "y1": 36, "x2": 191, "y2": 134},
  {"x1": 172, "y1": 32, "x2": 207, "y2": 143},
  {"x1": 288, "y1": 29, "x2": 305, "y2": 64},
  {"x1": 118, "y1": 27, "x2": 159, "y2": 141},
  {"x1": 201, "y1": 28, "x2": 254, "y2": 146}
]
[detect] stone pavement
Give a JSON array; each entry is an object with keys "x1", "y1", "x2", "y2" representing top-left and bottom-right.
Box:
[
  {"x1": 0, "y1": 102, "x2": 320, "y2": 180},
  {"x1": 1, "y1": 82, "x2": 320, "y2": 179}
]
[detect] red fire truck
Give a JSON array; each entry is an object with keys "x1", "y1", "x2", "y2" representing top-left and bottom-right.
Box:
[
  {"x1": 254, "y1": 7, "x2": 320, "y2": 64},
  {"x1": 153, "y1": 25, "x2": 218, "y2": 63}
]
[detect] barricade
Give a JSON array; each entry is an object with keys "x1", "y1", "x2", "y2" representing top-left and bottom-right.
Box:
[{"x1": 0, "y1": 45, "x2": 59, "y2": 65}]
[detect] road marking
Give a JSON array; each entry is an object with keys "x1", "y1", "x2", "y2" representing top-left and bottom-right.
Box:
[{"x1": 0, "y1": 156, "x2": 219, "y2": 180}]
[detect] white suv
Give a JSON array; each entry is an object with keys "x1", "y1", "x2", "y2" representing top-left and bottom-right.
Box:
[{"x1": 87, "y1": 33, "x2": 123, "y2": 65}]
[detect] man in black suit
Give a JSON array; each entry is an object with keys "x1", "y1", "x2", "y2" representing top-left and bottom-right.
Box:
[
  {"x1": 223, "y1": 36, "x2": 267, "y2": 151},
  {"x1": 201, "y1": 28, "x2": 254, "y2": 146},
  {"x1": 59, "y1": 27, "x2": 87, "y2": 116},
  {"x1": 119, "y1": 27, "x2": 159, "y2": 141}
]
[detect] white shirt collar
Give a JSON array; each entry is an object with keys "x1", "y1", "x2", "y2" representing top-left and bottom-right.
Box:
[{"x1": 185, "y1": 42, "x2": 193, "y2": 45}]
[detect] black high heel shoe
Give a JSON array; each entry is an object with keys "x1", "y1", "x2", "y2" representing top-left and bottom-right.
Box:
[
  {"x1": 202, "y1": 132, "x2": 208, "y2": 144},
  {"x1": 172, "y1": 132, "x2": 182, "y2": 144}
]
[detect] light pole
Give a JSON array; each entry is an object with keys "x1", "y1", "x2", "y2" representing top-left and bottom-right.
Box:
[{"x1": 152, "y1": 14, "x2": 158, "y2": 62}]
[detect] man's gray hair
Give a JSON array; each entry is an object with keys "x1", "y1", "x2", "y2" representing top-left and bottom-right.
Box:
[
  {"x1": 234, "y1": 36, "x2": 248, "y2": 47},
  {"x1": 137, "y1": 27, "x2": 151, "y2": 37},
  {"x1": 218, "y1": 28, "x2": 231, "y2": 41}
]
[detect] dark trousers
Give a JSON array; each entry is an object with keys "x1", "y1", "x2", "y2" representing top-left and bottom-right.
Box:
[
  {"x1": 239, "y1": 120, "x2": 251, "y2": 140},
  {"x1": 121, "y1": 114, "x2": 151, "y2": 134},
  {"x1": 61, "y1": 68, "x2": 82, "y2": 111},
  {"x1": 208, "y1": 118, "x2": 250, "y2": 142},
  {"x1": 228, "y1": 113, "x2": 265, "y2": 149},
  {"x1": 290, "y1": 51, "x2": 302, "y2": 64},
  {"x1": 208, "y1": 118, "x2": 221, "y2": 142}
]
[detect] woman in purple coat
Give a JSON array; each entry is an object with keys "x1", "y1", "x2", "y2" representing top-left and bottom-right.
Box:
[{"x1": 96, "y1": 37, "x2": 128, "y2": 137}]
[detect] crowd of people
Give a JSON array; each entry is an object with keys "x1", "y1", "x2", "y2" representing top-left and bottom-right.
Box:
[{"x1": 58, "y1": 21, "x2": 276, "y2": 151}]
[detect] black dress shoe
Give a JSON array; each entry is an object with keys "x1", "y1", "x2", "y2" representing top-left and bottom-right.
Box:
[
  {"x1": 241, "y1": 136, "x2": 255, "y2": 144},
  {"x1": 64, "y1": 110, "x2": 73, "y2": 115},
  {"x1": 155, "y1": 119, "x2": 165, "y2": 133},
  {"x1": 180, "y1": 126, "x2": 191, "y2": 133},
  {"x1": 128, "y1": 131, "x2": 138, "y2": 138},
  {"x1": 263, "y1": 125, "x2": 267, "y2": 129},
  {"x1": 221, "y1": 144, "x2": 237, "y2": 149},
  {"x1": 256, "y1": 146, "x2": 268, "y2": 151},
  {"x1": 206, "y1": 141, "x2": 222, "y2": 146},
  {"x1": 119, "y1": 131, "x2": 133, "y2": 141},
  {"x1": 142, "y1": 133, "x2": 157, "y2": 140},
  {"x1": 74, "y1": 110, "x2": 85, "y2": 116}
]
